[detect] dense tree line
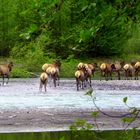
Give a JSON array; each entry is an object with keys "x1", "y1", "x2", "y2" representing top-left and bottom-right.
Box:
[{"x1": 0, "y1": 0, "x2": 140, "y2": 59}]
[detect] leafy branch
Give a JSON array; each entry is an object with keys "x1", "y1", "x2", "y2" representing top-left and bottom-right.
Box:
[{"x1": 85, "y1": 89, "x2": 140, "y2": 130}]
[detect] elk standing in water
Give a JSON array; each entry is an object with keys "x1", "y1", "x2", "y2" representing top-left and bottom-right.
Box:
[
  {"x1": 42, "y1": 60, "x2": 61, "y2": 72},
  {"x1": 134, "y1": 61, "x2": 140, "y2": 80},
  {"x1": 123, "y1": 63, "x2": 134, "y2": 80},
  {"x1": 39, "y1": 72, "x2": 48, "y2": 92},
  {"x1": 42, "y1": 60, "x2": 61, "y2": 87},
  {"x1": 46, "y1": 66, "x2": 60, "y2": 87},
  {"x1": 0, "y1": 62, "x2": 13, "y2": 85},
  {"x1": 112, "y1": 61, "x2": 125, "y2": 80},
  {"x1": 100, "y1": 63, "x2": 115, "y2": 81},
  {"x1": 75, "y1": 68, "x2": 87, "y2": 91}
]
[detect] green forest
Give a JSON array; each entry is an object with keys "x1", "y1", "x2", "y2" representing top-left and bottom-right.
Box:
[{"x1": 0, "y1": 0, "x2": 140, "y2": 77}]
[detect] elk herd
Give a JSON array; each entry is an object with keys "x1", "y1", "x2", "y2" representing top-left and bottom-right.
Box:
[
  {"x1": 0, "y1": 60, "x2": 140, "y2": 92},
  {"x1": 40, "y1": 60, "x2": 140, "y2": 91}
]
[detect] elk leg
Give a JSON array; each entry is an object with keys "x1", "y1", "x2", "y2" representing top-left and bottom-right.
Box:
[
  {"x1": 2, "y1": 75, "x2": 4, "y2": 85},
  {"x1": 135, "y1": 70, "x2": 138, "y2": 80},
  {"x1": 44, "y1": 82, "x2": 47, "y2": 92},
  {"x1": 57, "y1": 75, "x2": 60, "y2": 86},
  {"x1": 105, "y1": 72, "x2": 108, "y2": 81},
  {"x1": 53, "y1": 77, "x2": 56, "y2": 87},
  {"x1": 76, "y1": 78, "x2": 79, "y2": 91},
  {"x1": 6, "y1": 75, "x2": 9, "y2": 84},
  {"x1": 110, "y1": 72, "x2": 112, "y2": 80},
  {"x1": 89, "y1": 76, "x2": 92, "y2": 87},
  {"x1": 124, "y1": 70, "x2": 127, "y2": 80},
  {"x1": 82, "y1": 81, "x2": 84, "y2": 89},
  {"x1": 118, "y1": 71, "x2": 121, "y2": 80},
  {"x1": 39, "y1": 81, "x2": 42, "y2": 91},
  {"x1": 100, "y1": 70, "x2": 102, "y2": 81}
]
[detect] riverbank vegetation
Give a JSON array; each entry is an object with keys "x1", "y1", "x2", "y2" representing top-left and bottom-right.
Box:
[{"x1": 1, "y1": 0, "x2": 140, "y2": 78}]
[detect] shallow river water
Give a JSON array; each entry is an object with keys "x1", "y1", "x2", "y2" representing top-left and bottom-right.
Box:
[{"x1": 0, "y1": 78, "x2": 140, "y2": 110}]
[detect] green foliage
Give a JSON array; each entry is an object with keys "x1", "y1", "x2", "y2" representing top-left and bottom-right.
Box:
[
  {"x1": 124, "y1": 23, "x2": 140, "y2": 55},
  {"x1": 85, "y1": 88, "x2": 93, "y2": 97},
  {"x1": 11, "y1": 67, "x2": 31, "y2": 78},
  {"x1": 123, "y1": 97, "x2": 128, "y2": 104},
  {"x1": 60, "y1": 58, "x2": 79, "y2": 78},
  {"x1": 122, "y1": 117, "x2": 135, "y2": 124},
  {"x1": 91, "y1": 111, "x2": 99, "y2": 117},
  {"x1": 1, "y1": 0, "x2": 140, "y2": 58},
  {"x1": 70, "y1": 118, "x2": 93, "y2": 131}
]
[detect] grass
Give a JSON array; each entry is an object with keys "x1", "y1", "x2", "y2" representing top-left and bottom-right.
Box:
[{"x1": 1, "y1": 54, "x2": 140, "y2": 78}]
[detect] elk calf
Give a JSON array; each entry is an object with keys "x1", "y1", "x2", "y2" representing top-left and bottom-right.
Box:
[
  {"x1": 39, "y1": 72, "x2": 48, "y2": 92},
  {"x1": 75, "y1": 69, "x2": 86, "y2": 91}
]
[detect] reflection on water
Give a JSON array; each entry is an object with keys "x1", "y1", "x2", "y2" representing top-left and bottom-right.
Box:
[{"x1": 0, "y1": 130, "x2": 136, "y2": 140}]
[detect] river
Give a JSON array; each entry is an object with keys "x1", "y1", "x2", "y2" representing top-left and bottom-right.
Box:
[{"x1": 0, "y1": 78, "x2": 140, "y2": 132}]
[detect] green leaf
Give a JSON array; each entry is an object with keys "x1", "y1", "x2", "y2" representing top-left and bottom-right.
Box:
[
  {"x1": 85, "y1": 88, "x2": 93, "y2": 97},
  {"x1": 28, "y1": 24, "x2": 38, "y2": 33},
  {"x1": 80, "y1": 29, "x2": 92, "y2": 42},
  {"x1": 86, "y1": 123, "x2": 93, "y2": 130},
  {"x1": 123, "y1": 97, "x2": 128, "y2": 103},
  {"x1": 59, "y1": 136, "x2": 65, "y2": 140},
  {"x1": 81, "y1": 5, "x2": 88, "y2": 12},
  {"x1": 122, "y1": 117, "x2": 134, "y2": 123},
  {"x1": 91, "y1": 111, "x2": 99, "y2": 117}
]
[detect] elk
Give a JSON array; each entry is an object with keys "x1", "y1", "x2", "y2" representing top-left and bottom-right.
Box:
[
  {"x1": 134, "y1": 61, "x2": 140, "y2": 80},
  {"x1": 77, "y1": 62, "x2": 97, "y2": 76},
  {"x1": 42, "y1": 60, "x2": 61, "y2": 72},
  {"x1": 112, "y1": 61, "x2": 125, "y2": 80},
  {"x1": 0, "y1": 62, "x2": 13, "y2": 85},
  {"x1": 46, "y1": 65, "x2": 60, "y2": 87},
  {"x1": 100, "y1": 63, "x2": 115, "y2": 81},
  {"x1": 42, "y1": 60, "x2": 61, "y2": 87},
  {"x1": 84, "y1": 64, "x2": 93, "y2": 87},
  {"x1": 123, "y1": 63, "x2": 134, "y2": 80},
  {"x1": 75, "y1": 67, "x2": 87, "y2": 91},
  {"x1": 39, "y1": 72, "x2": 48, "y2": 92},
  {"x1": 84, "y1": 63, "x2": 97, "y2": 76},
  {"x1": 77, "y1": 62, "x2": 94, "y2": 87}
]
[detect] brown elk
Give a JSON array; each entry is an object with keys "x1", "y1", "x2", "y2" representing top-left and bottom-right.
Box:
[
  {"x1": 100, "y1": 63, "x2": 115, "y2": 81},
  {"x1": 75, "y1": 67, "x2": 87, "y2": 91},
  {"x1": 39, "y1": 72, "x2": 48, "y2": 92},
  {"x1": 42, "y1": 60, "x2": 61, "y2": 72},
  {"x1": 77, "y1": 62, "x2": 96, "y2": 87},
  {"x1": 0, "y1": 62, "x2": 13, "y2": 85},
  {"x1": 46, "y1": 65, "x2": 60, "y2": 87},
  {"x1": 42, "y1": 60, "x2": 61, "y2": 87},
  {"x1": 85, "y1": 63, "x2": 97, "y2": 76},
  {"x1": 123, "y1": 64, "x2": 134, "y2": 80},
  {"x1": 134, "y1": 61, "x2": 140, "y2": 80},
  {"x1": 84, "y1": 64, "x2": 93, "y2": 87},
  {"x1": 77, "y1": 62, "x2": 97, "y2": 76},
  {"x1": 112, "y1": 61, "x2": 125, "y2": 80}
]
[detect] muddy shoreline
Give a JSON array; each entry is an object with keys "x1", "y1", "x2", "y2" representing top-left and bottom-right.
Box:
[{"x1": 0, "y1": 108, "x2": 137, "y2": 132}]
